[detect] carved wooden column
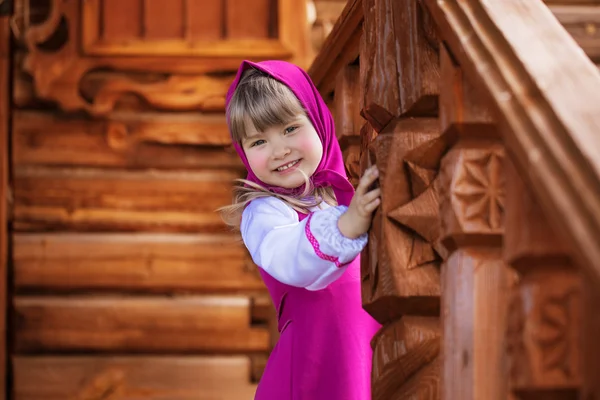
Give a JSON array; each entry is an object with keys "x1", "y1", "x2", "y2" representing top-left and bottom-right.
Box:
[
  {"x1": 505, "y1": 161, "x2": 582, "y2": 399},
  {"x1": 437, "y1": 46, "x2": 513, "y2": 400},
  {"x1": 360, "y1": 0, "x2": 442, "y2": 398}
]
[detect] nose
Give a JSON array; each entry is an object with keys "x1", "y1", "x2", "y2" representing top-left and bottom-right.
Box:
[{"x1": 271, "y1": 139, "x2": 290, "y2": 159}]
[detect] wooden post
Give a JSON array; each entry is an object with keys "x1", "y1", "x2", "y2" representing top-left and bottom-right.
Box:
[
  {"x1": 437, "y1": 45, "x2": 513, "y2": 400},
  {"x1": 359, "y1": 0, "x2": 442, "y2": 398}
]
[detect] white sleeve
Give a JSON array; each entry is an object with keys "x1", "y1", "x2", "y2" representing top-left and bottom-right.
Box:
[{"x1": 240, "y1": 197, "x2": 368, "y2": 291}]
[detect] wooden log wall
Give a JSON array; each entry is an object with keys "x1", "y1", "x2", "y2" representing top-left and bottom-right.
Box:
[
  {"x1": 310, "y1": 0, "x2": 600, "y2": 399},
  {"x1": 9, "y1": 0, "x2": 309, "y2": 398}
]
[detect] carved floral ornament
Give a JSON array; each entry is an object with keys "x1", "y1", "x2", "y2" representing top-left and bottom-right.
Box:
[
  {"x1": 439, "y1": 146, "x2": 506, "y2": 236},
  {"x1": 21, "y1": 0, "x2": 301, "y2": 116}
]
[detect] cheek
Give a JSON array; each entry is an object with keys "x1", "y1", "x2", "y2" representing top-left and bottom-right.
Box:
[
  {"x1": 246, "y1": 151, "x2": 271, "y2": 174},
  {"x1": 296, "y1": 135, "x2": 323, "y2": 160}
]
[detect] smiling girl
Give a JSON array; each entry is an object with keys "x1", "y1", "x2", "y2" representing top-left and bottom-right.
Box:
[{"x1": 220, "y1": 60, "x2": 380, "y2": 400}]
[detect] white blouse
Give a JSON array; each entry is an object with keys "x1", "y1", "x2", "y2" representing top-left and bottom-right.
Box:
[{"x1": 241, "y1": 196, "x2": 368, "y2": 291}]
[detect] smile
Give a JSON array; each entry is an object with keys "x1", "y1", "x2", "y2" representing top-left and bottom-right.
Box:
[{"x1": 275, "y1": 160, "x2": 300, "y2": 172}]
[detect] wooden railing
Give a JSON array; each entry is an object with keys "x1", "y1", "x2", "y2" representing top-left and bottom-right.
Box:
[{"x1": 309, "y1": 0, "x2": 600, "y2": 399}]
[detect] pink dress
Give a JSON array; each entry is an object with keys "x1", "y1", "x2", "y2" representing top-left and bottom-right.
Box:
[{"x1": 241, "y1": 197, "x2": 380, "y2": 400}]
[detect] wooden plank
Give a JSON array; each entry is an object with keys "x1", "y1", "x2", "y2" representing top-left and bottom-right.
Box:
[
  {"x1": 551, "y1": 5, "x2": 600, "y2": 62},
  {"x1": 12, "y1": 166, "x2": 238, "y2": 233},
  {"x1": 12, "y1": 111, "x2": 241, "y2": 170},
  {"x1": 14, "y1": 296, "x2": 270, "y2": 353},
  {"x1": 0, "y1": 14, "x2": 8, "y2": 400},
  {"x1": 13, "y1": 233, "x2": 264, "y2": 294},
  {"x1": 13, "y1": 356, "x2": 257, "y2": 400}
]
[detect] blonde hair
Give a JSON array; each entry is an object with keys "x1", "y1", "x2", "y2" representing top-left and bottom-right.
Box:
[{"x1": 219, "y1": 68, "x2": 336, "y2": 229}]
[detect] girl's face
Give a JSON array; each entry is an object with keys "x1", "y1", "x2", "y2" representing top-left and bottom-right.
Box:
[{"x1": 241, "y1": 114, "x2": 323, "y2": 189}]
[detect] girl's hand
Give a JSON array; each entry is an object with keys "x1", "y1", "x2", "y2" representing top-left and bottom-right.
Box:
[{"x1": 337, "y1": 165, "x2": 381, "y2": 239}]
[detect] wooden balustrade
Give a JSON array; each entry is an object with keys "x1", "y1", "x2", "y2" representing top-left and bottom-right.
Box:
[{"x1": 309, "y1": 0, "x2": 600, "y2": 399}]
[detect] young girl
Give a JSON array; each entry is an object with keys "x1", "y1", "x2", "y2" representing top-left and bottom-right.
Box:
[{"x1": 221, "y1": 60, "x2": 381, "y2": 400}]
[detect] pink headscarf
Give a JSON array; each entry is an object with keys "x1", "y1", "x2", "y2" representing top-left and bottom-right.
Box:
[{"x1": 225, "y1": 60, "x2": 354, "y2": 207}]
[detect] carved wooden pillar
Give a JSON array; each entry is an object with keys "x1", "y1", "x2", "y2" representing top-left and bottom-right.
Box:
[
  {"x1": 437, "y1": 46, "x2": 513, "y2": 400},
  {"x1": 360, "y1": 0, "x2": 442, "y2": 398},
  {"x1": 505, "y1": 161, "x2": 582, "y2": 399}
]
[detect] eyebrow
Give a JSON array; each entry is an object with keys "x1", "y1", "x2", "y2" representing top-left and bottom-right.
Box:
[
  {"x1": 241, "y1": 116, "x2": 305, "y2": 145},
  {"x1": 242, "y1": 131, "x2": 262, "y2": 144}
]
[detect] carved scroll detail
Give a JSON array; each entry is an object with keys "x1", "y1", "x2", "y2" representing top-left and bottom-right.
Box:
[{"x1": 21, "y1": 0, "x2": 295, "y2": 115}]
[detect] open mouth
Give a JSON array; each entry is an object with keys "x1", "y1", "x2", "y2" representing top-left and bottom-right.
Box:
[{"x1": 275, "y1": 159, "x2": 301, "y2": 173}]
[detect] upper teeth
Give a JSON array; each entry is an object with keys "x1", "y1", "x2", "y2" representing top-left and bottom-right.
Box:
[{"x1": 277, "y1": 160, "x2": 299, "y2": 171}]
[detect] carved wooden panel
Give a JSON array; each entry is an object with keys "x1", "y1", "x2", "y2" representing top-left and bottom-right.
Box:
[
  {"x1": 21, "y1": 0, "x2": 308, "y2": 115},
  {"x1": 437, "y1": 45, "x2": 513, "y2": 400},
  {"x1": 83, "y1": 0, "x2": 276, "y2": 55}
]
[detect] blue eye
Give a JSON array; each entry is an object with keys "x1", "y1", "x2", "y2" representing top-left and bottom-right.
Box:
[
  {"x1": 250, "y1": 139, "x2": 266, "y2": 147},
  {"x1": 284, "y1": 126, "x2": 298, "y2": 134}
]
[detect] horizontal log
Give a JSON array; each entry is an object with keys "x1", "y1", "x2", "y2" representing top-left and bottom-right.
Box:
[
  {"x1": 13, "y1": 356, "x2": 257, "y2": 400},
  {"x1": 12, "y1": 111, "x2": 242, "y2": 170},
  {"x1": 14, "y1": 295, "x2": 270, "y2": 353},
  {"x1": 12, "y1": 166, "x2": 238, "y2": 232},
  {"x1": 13, "y1": 233, "x2": 264, "y2": 293}
]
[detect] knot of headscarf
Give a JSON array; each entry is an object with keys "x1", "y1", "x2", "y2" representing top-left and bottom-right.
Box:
[{"x1": 225, "y1": 60, "x2": 354, "y2": 207}]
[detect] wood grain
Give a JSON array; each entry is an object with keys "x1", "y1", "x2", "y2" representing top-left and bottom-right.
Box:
[
  {"x1": 12, "y1": 111, "x2": 242, "y2": 170},
  {"x1": 13, "y1": 233, "x2": 263, "y2": 294},
  {"x1": 13, "y1": 356, "x2": 257, "y2": 400},
  {"x1": 12, "y1": 166, "x2": 237, "y2": 233},
  {"x1": 14, "y1": 295, "x2": 270, "y2": 353}
]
